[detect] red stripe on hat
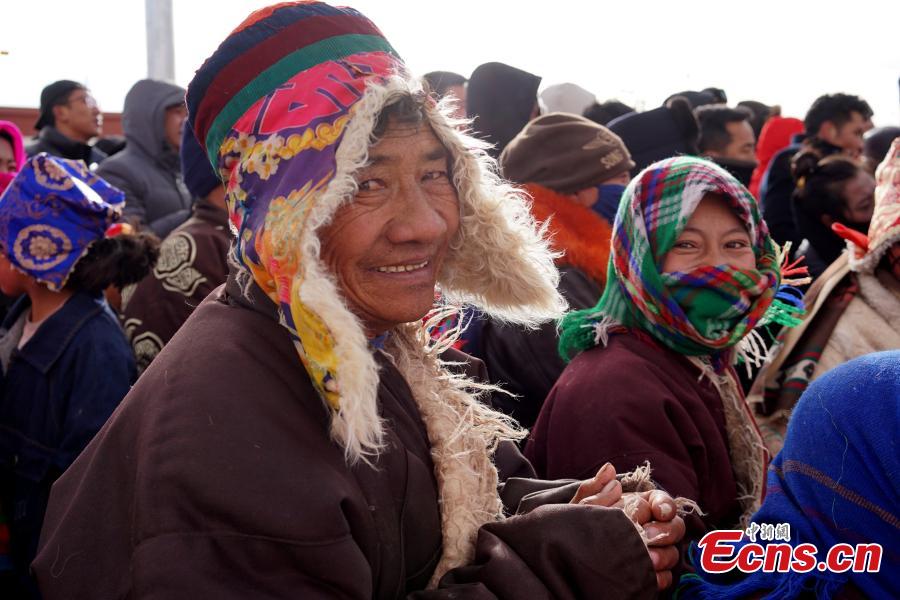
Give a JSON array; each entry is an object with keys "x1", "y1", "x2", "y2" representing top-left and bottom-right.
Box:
[{"x1": 193, "y1": 12, "x2": 381, "y2": 154}]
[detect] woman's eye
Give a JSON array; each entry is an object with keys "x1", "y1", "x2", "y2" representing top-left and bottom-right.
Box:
[
  {"x1": 358, "y1": 179, "x2": 385, "y2": 192},
  {"x1": 725, "y1": 239, "x2": 751, "y2": 249},
  {"x1": 673, "y1": 240, "x2": 697, "y2": 249}
]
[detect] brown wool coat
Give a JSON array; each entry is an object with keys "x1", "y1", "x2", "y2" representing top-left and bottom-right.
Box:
[
  {"x1": 33, "y1": 278, "x2": 656, "y2": 599},
  {"x1": 526, "y1": 333, "x2": 745, "y2": 537}
]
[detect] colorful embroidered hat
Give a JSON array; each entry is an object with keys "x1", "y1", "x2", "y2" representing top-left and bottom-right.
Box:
[
  {"x1": 186, "y1": 0, "x2": 563, "y2": 461},
  {"x1": 0, "y1": 153, "x2": 124, "y2": 291},
  {"x1": 836, "y1": 137, "x2": 900, "y2": 273}
]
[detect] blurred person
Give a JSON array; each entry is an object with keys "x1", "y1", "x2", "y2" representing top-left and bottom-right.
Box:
[
  {"x1": 539, "y1": 82, "x2": 596, "y2": 115},
  {"x1": 33, "y1": 3, "x2": 686, "y2": 597},
  {"x1": 695, "y1": 105, "x2": 758, "y2": 186},
  {"x1": 0, "y1": 155, "x2": 157, "y2": 598},
  {"x1": 736, "y1": 100, "x2": 774, "y2": 140},
  {"x1": 760, "y1": 93, "x2": 873, "y2": 252},
  {"x1": 475, "y1": 113, "x2": 631, "y2": 429},
  {"x1": 0, "y1": 122, "x2": 25, "y2": 178},
  {"x1": 422, "y1": 70, "x2": 467, "y2": 119},
  {"x1": 750, "y1": 138, "x2": 900, "y2": 455},
  {"x1": 792, "y1": 150, "x2": 875, "y2": 277},
  {"x1": 862, "y1": 125, "x2": 900, "y2": 174},
  {"x1": 97, "y1": 79, "x2": 192, "y2": 238},
  {"x1": 748, "y1": 114, "x2": 804, "y2": 198},
  {"x1": 467, "y1": 61, "x2": 541, "y2": 158},
  {"x1": 608, "y1": 96, "x2": 699, "y2": 175},
  {"x1": 527, "y1": 157, "x2": 808, "y2": 543},
  {"x1": 664, "y1": 87, "x2": 727, "y2": 109},
  {"x1": 582, "y1": 99, "x2": 635, "y2": 126},
  {"x1": 681, "y1": 351, "x2": 900, "y2": 600},
  {"x1": 122, "y1": 123, "x2": 230, "y2": 373},
  {"x1": 25, "y1": 80, "x2": 106, "y2": 166}
]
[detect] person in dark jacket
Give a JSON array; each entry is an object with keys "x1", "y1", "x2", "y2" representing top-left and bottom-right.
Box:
[
  {"x1": 97, "y1": 79, "x2": 192, "y2": 237},
  {"x1": 527, "y1": 157, "x2": 809, "y2": 544},
  {"x1": 122, "y1": 122, "x2": 230, "y2": 373},
  {"x1": 760, "y1": 93, "x2": 873, "y2": 252},
  {"x1": 466, "y1": 62, "x2": 541, "y2": 158},
  {"x1": 477, "y1": 113, "x2": 632, "y2": 429},
  {"x1": 25, "y1": 80, "x2": 107, "y2": 166},
  {"x1": 33, "y1": 4, "x2": 686, "y2": 597},
  {"x1": 791, "y1": 149, "x2": 876, "y2": 277},
  {"x1": 608, "y1": 96, "x2": 699, "y2": 175},
  {"x1": 0, "y1": 154, "x2": 157, "y2": 598}
]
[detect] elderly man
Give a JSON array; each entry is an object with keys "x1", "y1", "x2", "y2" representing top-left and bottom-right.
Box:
[{"x1": 33, "y1": 3, "x2": 684, "y2": 598}]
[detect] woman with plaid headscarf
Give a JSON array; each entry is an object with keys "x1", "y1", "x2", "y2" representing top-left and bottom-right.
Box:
[{"x1": 527, "y1": 156, "x2": 808, "y2": 541}]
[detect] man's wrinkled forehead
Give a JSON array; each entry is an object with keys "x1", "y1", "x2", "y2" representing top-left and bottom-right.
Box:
[{"x1": 365, "y1": 122, "x2": 450, "y2": 166}]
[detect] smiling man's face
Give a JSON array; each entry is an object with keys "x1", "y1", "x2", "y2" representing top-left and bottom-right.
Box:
[{"x1": 319, "y1": 116, "x2": 460, "y2": 337}]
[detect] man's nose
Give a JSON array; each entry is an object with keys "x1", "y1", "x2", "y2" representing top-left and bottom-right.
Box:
[{"x1": 386, "y1": 181, "x2": 449, "y2": 244}]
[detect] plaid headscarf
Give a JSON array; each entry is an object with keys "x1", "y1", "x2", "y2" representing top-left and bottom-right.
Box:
[{"x1": 559, "y1": 156, "x2": 802, "y2": 363}]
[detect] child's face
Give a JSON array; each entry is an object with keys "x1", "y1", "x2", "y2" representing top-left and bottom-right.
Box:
[{"x1": 0, "y1": 255, "x2": 29, "y2": 297}]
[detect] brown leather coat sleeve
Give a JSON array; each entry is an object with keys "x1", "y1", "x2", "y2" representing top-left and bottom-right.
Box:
[{"x1": 410, "y1": 504, "x2": 657, "y2": 600}]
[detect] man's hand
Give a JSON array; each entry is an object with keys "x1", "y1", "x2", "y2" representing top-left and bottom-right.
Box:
[
  {"x1": 622, "y1": 489, "x2": 686, "y2": 591},
  {"x1": 571, "y1": 465, "x2": 686, "y2": 591},
  {"x1": 570, "y1": 463, "x2": 622, "y2": 507}
]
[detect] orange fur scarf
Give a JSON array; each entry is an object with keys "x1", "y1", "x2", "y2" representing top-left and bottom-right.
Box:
[{"x1": 524, "y1": 183, "x2": 612, "y2": 287}]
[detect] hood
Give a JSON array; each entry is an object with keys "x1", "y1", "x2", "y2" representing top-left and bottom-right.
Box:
[
  {"x1": 466, "y1": 62, "x2": 541, "y2": 158},
  {"x1": 539, "y1": 82, "x2": 596, "y2": 115},
  {"x1": 186, "y1": 1, "x2": 564, "y2": 585},
  {"x1": 122, "y1": 79, "x2": 185, "y2": 163},
  {"x1": 0, "y1": 120, "x2": 26, "y2": 171},
  {"x1": 608, "y1": 96, "x2": 699, "y2": 175}
]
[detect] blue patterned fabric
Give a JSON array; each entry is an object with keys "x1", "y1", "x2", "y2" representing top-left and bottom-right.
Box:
[
  {"x1": 679, "y1": 351, "x2": 900, "y2": 599},
  {"x1": 0, "y1": 153, "x2": 124, "y2": 291}
]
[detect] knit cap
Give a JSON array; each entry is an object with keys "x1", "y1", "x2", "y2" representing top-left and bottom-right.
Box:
[
  {"x1": 180, "y1": 122, "x2": 221, "y2": 199},
  {"x1": 500, "y1": 112, "x2": 634, "y2": 193}
]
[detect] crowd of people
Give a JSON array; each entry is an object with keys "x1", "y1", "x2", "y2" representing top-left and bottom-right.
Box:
[{"x1": 0, "y1": 1, "x2": 897, "y2": 598}]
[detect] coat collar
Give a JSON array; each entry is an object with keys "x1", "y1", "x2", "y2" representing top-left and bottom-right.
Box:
[
  {"x1": 1, "y1": 292, "x2": 107, "y2": 374},
  {"x1": 524, "y1": 183, "x2": 612, "y2": 287},
  {"x1": 37, "y1": 127, "x2": 95, "y2": 162},
  {"x1": 192, "y1": 197, "x2": 229, "y2": 228}
]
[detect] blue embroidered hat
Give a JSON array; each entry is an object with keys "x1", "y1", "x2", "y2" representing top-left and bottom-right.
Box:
[{"x1": 0, "y1": 153, "x2": 125, "y2": 291}]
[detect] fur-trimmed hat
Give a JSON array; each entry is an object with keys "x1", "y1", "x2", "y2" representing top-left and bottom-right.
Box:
[{"x1": 186, "y1": 1, "x2": 564, "y2": 585}]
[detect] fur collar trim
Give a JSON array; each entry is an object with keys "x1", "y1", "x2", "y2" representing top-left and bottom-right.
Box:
[{"x1": 524, "y1": 183, "x2": 612, "y2": 286}]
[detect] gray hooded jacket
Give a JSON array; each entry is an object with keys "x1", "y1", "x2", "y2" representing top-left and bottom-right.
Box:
[{"x1": 97, "y1": 79, "x2": 192, "y2": 237}]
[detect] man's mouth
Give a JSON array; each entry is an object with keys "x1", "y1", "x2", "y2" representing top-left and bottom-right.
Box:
[{"x1": 375, "y1": 260, "x2": 429, "y2": 273}]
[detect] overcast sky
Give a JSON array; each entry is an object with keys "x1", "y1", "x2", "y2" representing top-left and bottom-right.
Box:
[{"x1": 2, "y1": 0, "x2": 898, "y2": 127}]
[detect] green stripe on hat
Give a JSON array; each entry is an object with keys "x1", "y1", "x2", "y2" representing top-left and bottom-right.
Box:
[{"x1": 205, "y1": 33, "x2": 397, "y2": 165}]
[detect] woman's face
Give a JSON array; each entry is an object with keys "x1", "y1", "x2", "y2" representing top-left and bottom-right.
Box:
[
  {"x1": 662, "y1": 193, "x2": 756, "y2": 273},
  {"x1": 840, "y1": 169, "x2": 876, "y2": 226}
]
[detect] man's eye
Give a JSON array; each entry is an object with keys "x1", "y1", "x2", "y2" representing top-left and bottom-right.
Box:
[
  {"x1": 358, "y1": 179, "x2": 385, "y2": 191},
  {"x1": 422, "y1": 170, "x2": 449, "y2": 182}
]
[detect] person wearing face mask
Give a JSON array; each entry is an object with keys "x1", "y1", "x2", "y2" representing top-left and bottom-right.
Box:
[
  {"x1": 527, "y1": 157, "x2": 809, "y2": 544},
  {"x1": 695, "y1": 105, "x2": 758, "y2": 187},
  {"x1": 791, "y1": 150, "x2": 876, "y2": 278},
  {"x1": 750, "y1": 138, "x2": 900, "y2": 455},
  {"x1": 760, "y1": 93, "x2": 873, "y2": 254},
  {"x1": 473, "y1": 112, "x2": 632, "y2": 429},
  {"x1": 96, "y1": 79, "x2": 192, "y2": 238}
]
